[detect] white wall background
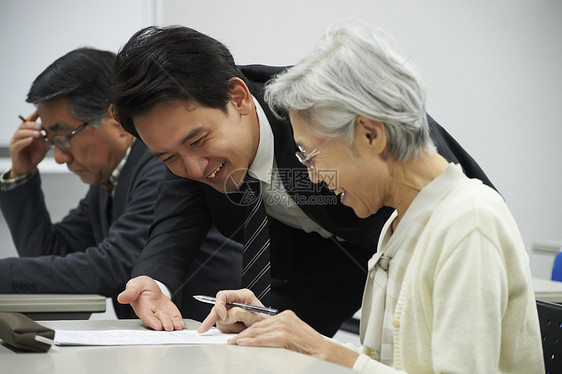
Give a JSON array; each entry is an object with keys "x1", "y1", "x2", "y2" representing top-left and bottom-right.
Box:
[
  {"x1": 0, "y1": 0, "x2": 561, "y2": 281},
  {"x1": 0, "y1": 0, "x2": 158, "y2": 320},
  {"x1": 0, "y1": 0, "x2": 157, "y2": 145},
  {"x1": 160, "y1": 0, "x2": 562, "y2": 279}
]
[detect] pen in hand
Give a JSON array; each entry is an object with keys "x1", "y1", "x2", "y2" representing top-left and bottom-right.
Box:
[
  {"x1": 18, "y1": 115, "x2": 26, "y2": 122},
  {"x1": 193, "y1": 295, "x2": 278, "y2": 316}
]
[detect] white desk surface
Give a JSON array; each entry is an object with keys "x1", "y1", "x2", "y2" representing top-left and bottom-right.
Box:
[
  {"x1": 533, "y1": 277, "x2": 562, "y2": 303},
  {"x1": 0, "y1": 294, "x2": 106, "y2": 320},
  {"x1": 0, "y1": 294, "x2": 106, "y2": 313},
  {"x1": 0, "y1": 319, "x2": 355, "y2": 374}
]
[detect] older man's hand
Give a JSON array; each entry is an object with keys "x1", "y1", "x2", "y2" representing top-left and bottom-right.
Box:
[{"x1": 9, "y1": 110, "x2": 50, "y2": 178}]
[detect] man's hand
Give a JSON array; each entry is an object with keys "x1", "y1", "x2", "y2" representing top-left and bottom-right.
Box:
[
  {"x1": 117, "y1": 275, "x2": 185, "y2": 331},
  {"x1": 198, "y1": 289, "x2": 269, "y2": 334},
  {"x1": 9, "y1": 111, "x2": 50, "y2": 178}
]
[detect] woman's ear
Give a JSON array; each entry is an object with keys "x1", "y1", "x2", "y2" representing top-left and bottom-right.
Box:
[
  {"x1": 228, "y1": 77, "x2": 253, "y2": 116},
  {"x1": 354, "y1": 116, "x2": 386, "y2": 155}
]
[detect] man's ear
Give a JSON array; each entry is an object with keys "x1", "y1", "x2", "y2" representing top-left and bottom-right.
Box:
[
  {"x1": 228, "y1": 77, "x2": 253, "y2": 116},
  {"x1": 354, "y1": 116, "x2": 387, "y2": 155},
  {"x1": 113, "y1": 121, "x2": 131, "y2": 137},
  {"x1": 107, "y1": 104, "x2": 117, "y2": 120},
  {"x1": 104, "y1": 105, "x2": 130, "y2": 137}
]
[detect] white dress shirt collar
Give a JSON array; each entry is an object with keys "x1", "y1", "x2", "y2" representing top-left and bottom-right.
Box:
[{"x1": 247, "y1": 97, "x2": 274, "y2": 184}]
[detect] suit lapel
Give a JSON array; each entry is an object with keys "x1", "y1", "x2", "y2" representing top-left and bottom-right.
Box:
[
  {"x1": 111, "y1": 140, "x2": 143, "y2": 220},
  {"x1": 250, "y1": 74, "x2": 379, "y2": 249}
]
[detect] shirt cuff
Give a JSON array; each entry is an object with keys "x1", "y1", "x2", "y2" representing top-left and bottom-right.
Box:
[
  {"x1": 154, "y1": 279, "x2": 172, "y2": 299},
  {"x1": 353, "y1": 353, "x2": 399, "y2": 373},
  {"x1": 0, "y1": 168, "x2": 38, "y2": 192}
]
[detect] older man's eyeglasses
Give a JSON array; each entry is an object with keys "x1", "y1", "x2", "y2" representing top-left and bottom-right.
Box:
[
  {"x1": 42, "y1": 122, "x2": 89, "y2": 150},
  {"x1": 295, "y1": 139, "x2": 330, "y2": 170}
]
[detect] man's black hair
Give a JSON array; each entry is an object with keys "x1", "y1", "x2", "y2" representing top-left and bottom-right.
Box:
[{"x1": 112, "y1": 25, "x2": 247, "y2": 138}]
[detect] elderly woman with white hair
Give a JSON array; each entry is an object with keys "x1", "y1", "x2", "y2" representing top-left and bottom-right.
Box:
[{"x1": 198, "y1": 21, "x2": 544, "y2": 373}]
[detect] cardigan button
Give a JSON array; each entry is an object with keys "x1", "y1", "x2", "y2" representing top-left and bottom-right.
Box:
[{"x1": 392, "y1": 317, "x2": 400, "y2": 328}]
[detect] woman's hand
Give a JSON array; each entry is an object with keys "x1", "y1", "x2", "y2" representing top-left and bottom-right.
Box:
[
  {"x1": 198, "y1": 289, "x2": 269, "y2": 334},
  {"x1": 229, "y1": 310, "x2": 324, "y2": 353},
  {"x1": 228, "y1": 310, "x2": 359, "y2": 368}
]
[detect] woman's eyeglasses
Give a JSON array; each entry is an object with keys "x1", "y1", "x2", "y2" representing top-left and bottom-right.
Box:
[{"x1": 295, "y1": 139, "x2": 330, "y2": 170}]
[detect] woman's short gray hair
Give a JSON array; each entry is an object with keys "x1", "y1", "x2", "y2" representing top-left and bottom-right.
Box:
[{"x1": 265, "y1": 20, "x2": 434, "y2": 160}]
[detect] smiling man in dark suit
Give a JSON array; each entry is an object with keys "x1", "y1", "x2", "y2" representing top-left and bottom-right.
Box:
[{"x1": 114, "y1": 26, "x2": 494, "y2": 335}]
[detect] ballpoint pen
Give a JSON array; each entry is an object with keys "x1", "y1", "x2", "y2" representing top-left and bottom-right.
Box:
[{"x1": 193, "y1": 295, "x2": 278, "y2": 316}]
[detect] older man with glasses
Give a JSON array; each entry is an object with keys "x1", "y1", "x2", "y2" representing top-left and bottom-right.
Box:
[{"x1": 0, "y1": 48, "x2": 242, "y2": 320}]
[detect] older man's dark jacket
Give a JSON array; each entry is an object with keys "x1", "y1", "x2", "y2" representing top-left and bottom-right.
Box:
[{"x1": 0, "y1": 140, "x2": 242, "y2": 320}]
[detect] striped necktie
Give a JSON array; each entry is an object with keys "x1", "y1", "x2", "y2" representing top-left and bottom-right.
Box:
[{"x1": 242, "y1": 176, "x2": 271, "y2": 304}]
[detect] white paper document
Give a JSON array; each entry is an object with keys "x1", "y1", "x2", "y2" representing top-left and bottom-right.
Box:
[{"x1": 51, "y1": 329, "x2": 237, "y2": 346}]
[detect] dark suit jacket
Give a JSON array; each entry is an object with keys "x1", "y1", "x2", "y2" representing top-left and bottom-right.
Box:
[
  {"x1": 132, "y1": 65, "x2": 495, "y2": 335},
  {"x1": 0, "y1": 140, "x2": 242, "y2": 320}
]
